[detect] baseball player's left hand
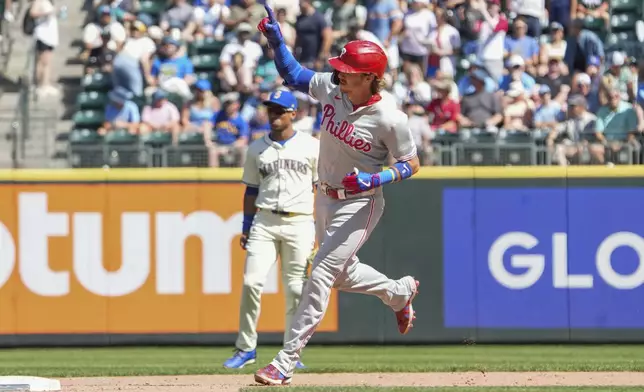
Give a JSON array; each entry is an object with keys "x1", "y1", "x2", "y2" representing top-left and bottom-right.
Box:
[
  {"x1": 342, "y1": 168, "x2": 379, "y2": 193},
  {"x1": 240, "y1": 233, "x2": 249, "y2": 250}
]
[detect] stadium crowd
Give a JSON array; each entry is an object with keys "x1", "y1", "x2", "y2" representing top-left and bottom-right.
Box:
[{"x1": 72, "y1": 0, "x2": 644, "y2": 166}]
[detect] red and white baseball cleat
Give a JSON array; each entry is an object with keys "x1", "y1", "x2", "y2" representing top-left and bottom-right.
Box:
[
  {"x1": 395, "y1": 279, "x2": 419, "y2": 334},
  {"x1": 254, "y1": 364, "x2": 292, "y2": 386}
]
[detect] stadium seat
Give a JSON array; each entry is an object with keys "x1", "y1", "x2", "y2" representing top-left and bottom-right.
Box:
[
  {"x1": 141, "y1": 130, "x2": 173, "y2": 147},
  {"x1": 605, "y1": 31, "x2": 637, "y2": 48},
  {"x1": 583, "y1": 16, "x2": 606, "y2": 32},
  {"x1": 104, "y1": 129, "x2": 143, "y2": 168},
  {"x1": 610, "y1": 0, "x2": 640, "y2": 13},
  {"x1": 610, "y1": 13, "x2": 638, "y2": 32},
  {"x1": 77, "y1": 91, "x2": 108, "y2": 111},
  {"x1": 82, "y1": 72, "x2": 112, "y2": 92},
  {"x1": 68, "y1": 129, "x2": 104, "y2": 168},
  {"x1": 458, "y1": 129, "x2": 498, "y2": 166},
  {"x1": 177, "y1": 131, "x2": 205, "y2": 145},
  {"x1": 191, "y1": 38, "x2": 226, "y2": 55},
  {"x1": 498, "y1": 130, "x2": 536, "y2": 165},
  {"x1": 72, "y1": 110, "x2": 105, "y2": 130},
  {"x1": 167, "y1": 131, "x2": 209, "y2": 167},
  {"x1": 191, "y1": 54, "x2": 220, "y2": 72},
  {"x1": 167, "y1": 92, "x2": 186, "y2": 110}
]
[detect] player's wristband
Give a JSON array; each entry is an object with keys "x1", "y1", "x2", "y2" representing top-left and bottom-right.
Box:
[
  {"x1": 242, "y1": 213, "x2": 255, "y2": 234},
  {"x1": 373, "y1": 161, "x2": 413, "y2": 187}
]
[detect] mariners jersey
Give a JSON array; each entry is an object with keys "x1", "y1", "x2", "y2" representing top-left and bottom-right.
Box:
[
  {"x1": 242, "y1": 131, "x2": 319, "y2": 215},
  {"x1": 308, "y1": 72, "x2": 417, "y2": 189}
]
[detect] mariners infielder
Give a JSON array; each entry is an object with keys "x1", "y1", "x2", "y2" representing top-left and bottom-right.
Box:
[
  {"x1": 254, "y1": 6, "x2": 420, "y2": 386},
  {"x1": 223, "y1": 89, "x2": 319, "y2": 370}
]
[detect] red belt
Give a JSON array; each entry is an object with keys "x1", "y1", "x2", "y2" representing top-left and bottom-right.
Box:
[{"x1": 316, "y1": 183, "x2": 374, "y2": 200}]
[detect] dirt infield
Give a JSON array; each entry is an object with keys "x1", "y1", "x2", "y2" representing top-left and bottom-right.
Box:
[{"x1": 60, "y1": 372, "x2": 644, "y2": 391}]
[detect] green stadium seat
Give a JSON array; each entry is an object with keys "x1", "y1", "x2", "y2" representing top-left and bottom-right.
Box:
[
  {"x1": 132, "y1": 95, "x2": 147, "y2": 111},
  {"x1": 177, "y1": 131, "x2": 205, "y2": 145},
  {"x1": 167, "y1": 92, "x2": 186, "y2": 110},
  {"x1": 141, "y1": 131, "x2": 173, "y2": 147},
  {"x1": 68, "y1": 129, "x2": 105, "y2": 168},
  {"x1": 605, "y1": 31, "x2": 637, "y2": 48},
  {"x1": 77, "y1": 91, "x2": 108, "y2": 110},
  {"x1": 191, "y1": 54, "x2": 220, "y2": 72},
  {"x1": 82, "y1": 72, "x2": 112, "y2": 92},
  {"x1": 191, "y1": 37, "x2": 226, "y2": 55},
  {"x1": 73, "y1": 110, "x2": 105, "y2": 130},
  {"x1": 104, "y1": 129, "x2": 139, "y2": 145},
  {"x1": 610, "y1": 0, "x2": 640, "y2": 13},
  {"x1": 137, "y1": 0, "x2": 166, "y2": 16},
  {"x1": 610, "y1": 12, "x2": 638, "y2": 32},
  {"x1": 104, "y1": 129, "x2": 142, "y2": 168}
]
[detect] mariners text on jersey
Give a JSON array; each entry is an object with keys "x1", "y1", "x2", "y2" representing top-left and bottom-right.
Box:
[{"x1": 243, "y1": 132, "x2": 320, "y2": 215}]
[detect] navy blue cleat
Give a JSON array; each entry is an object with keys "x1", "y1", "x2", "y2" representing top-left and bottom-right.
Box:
[{"x1": 223, "y1": 349, "x2": 257, "y2": 369}]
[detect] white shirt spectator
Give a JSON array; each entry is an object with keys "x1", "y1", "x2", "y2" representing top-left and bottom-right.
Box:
[
  {"x1": 83, "y1": 21, "x2": 127, "y2": 49},
  {"x1": 32, "y1": 0, "x2": 59, "y2": 48},
  {"x1": 192, "y1": 2, "x2": 230, "y2": 39},
  {"x1": 400, "y1": 8, "x2": 437, "y2": 56},
  {"x1": 121, "y1": 36, "x2": 156, "y2": 60},
  {"x1": 510, "y1": 0, "x2": 544, "y2": 19},
  {"x1": 427, "y1": 24, "x2": 461, "y2": 70},
  {"x1": 477, "y1": 14, "x2": 506, "y2": 61},
  {"x1": 269, "y1": 0, "x2": 299, "y2": 23},
  {"x1": 220, "y1": 40, "x2": 263, "y2": 68}
]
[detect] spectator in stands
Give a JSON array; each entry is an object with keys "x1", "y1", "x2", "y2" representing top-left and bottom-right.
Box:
[
  {"x1": 295, "y1": 0, "x2": 332, "y2": 69},
  {"x1": 183, "y1": 0, "x2": 230, "y2": 42},
  {"x1": 86, "y1": 30, "x2": 117, "y2": 76},
  {"x1": 249, "y1": 106, "x2": 270, "y2": 140},
  {"x1": 595, "y1": 87, "x2": 640, "y2": 157},
  {"x1": 549, "y1": 0, "x2": 572, "y2": 31},
  {"x1": 600, "y1": 52, "x2": 634, "y2": 104},
  {"x1": 427, "y1": 78, "x2": 460, "y2": 133},
  {"x1": 99, "y1": 86, "x2": 141, "y2": 135},
  {"x1": 563, "y1": 18, "x2": 605, "y2": 75},
  {"x1": 405, "y1": 102, "x2": 432, "y2": 165},
  {"x1": 140, "y1": 90, "x2": 182, "y2": 140},
  {"x1": 392, "y1": 63, "x2": 431, "y2": 107},
  {"x1": 504, "y1": 17, "x2": 539, "y2": 75},
  {"x1": 276, "y1": 8, "x2": 296, "y2": 49},
  {"x1": 499, "y1": 55, "x2": 536, "y2": 93},
  {"x1": 112, "y1": 17, "x2": 156, "y2": 96},
  {"x1": 220, "y1": 23, "x2": 263, "y2": 93},
  {"x1": 254, "y1": 47, "x2": 281, "y2": 92},
  {"x1": 182, "y1": 79, "x2": 215, "y2": 134},
  {"x1": 574, "y1": 0, "x2": 609, "y2": 29},
  {"x1": 538, "y1": 22, "x2": 567, "y2": 76},
  {"x1": 346, "y1": 20, "x2": 385, "y2": 49},
  {"x1": 459, "y1": 69, "x2": 503, "y2": 129},
  {"x1": 508, "y1": 0, "x2": 544, "y2": 38},
  {"x1": 457, "y1": 58, "x2": 497, "y2": 96},
  {"x1": 160, "y1": 0, "x2": 194, "y2": 31},
  {"x1": 81, "y1": 5, "x2": 126, "y2": 62},
  {"x1": 241, "y1": 85, "x2": 272, "y2": 122},
  {"x1": 536, "y1": 58, "x2": 571, "y2": 105},
  {"x1": 503, "y1": 82, "x2": 534, "y2": 131},
  {"x1": 326, "y1": 0, "x2": 367, "y2": 54},
  {"x1": 547, "y1": 94, "x2": 599, "y2": 165},
  {"x1": 399, "y1": 0, "x2": 435, "y2": 74},
  {"x1": 427, "y1": 8, "x2": 461, "y2": 78},
  {"x1": 30, "y1": 0, "x2": 60, "y2": 98},
  {"x1": 453, "y1": 0, "x2": 483, "y2": 52},
  {"x1": 363, "y1": 0, "x2": 403, "y2": 75},
  {"x1": 210, "y1": 93, "x2": 249, "y2": 167},
  {"x1": 95, "y1": 0, "x2": 136, "y2": 22},
  {"x1": 472, "y1": 0, "x2": 508, "y2": 82},
  {"x1": 149, "y1": 37, "x2": 195, "y2": 99},
  {"x1": 574, "y1": 72, "x2": 600, "y2": 112},
  {"x1": 533, "y1": 84, "x2": 563, "y2": 130},
  {"x1": 292, "y1": 94, "x2": 318, "y2": 135},
  {"x1": 227, "y1": 0, "x2": 266, "y2": 37}
]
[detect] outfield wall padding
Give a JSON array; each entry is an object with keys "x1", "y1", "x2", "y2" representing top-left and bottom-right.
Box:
[{"x1": 1, "y1": 167, "x2": 644, "y2": 347}]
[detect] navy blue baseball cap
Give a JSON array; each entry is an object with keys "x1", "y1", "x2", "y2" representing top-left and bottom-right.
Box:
[{"x1": 264, "y1": 90, "x2": 298, "y2": 111}]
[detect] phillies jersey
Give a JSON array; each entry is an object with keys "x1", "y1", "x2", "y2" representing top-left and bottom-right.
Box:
[
  {"x1": 242, "y1": 131, "x2": 320, "y2": 215},
  {"x1": 308, "y1": 72, "x2": 417, "y2": 189}
]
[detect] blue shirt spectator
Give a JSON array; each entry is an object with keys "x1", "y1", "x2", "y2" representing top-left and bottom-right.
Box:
[
  {"x1": 212, "y1": 108, "x2": 250, "y2": 145},
  {"x1": 249, "y1": 119, "x2": 271, "y2": 140},
  {"x1": 105, "y1": 87, "x2": 140, "y2": 124},
  {"x1": 504, "y1": 36, "x2": 539, "y2": 62},
  {"x1": 458, "y1": 74, "x2": 497, "y2": 96},
  {"x1": 365, "y1": 0, "x2": 402, "y2": 43},
  {"x1": 564, "y1": 19, "x2": 605, "y2": 74},
  {"x1": 151, "y1": 37, "x2": 195, "y2": 85},
  {"x1": 534, "y1": 86, "x2": 564, "y2": 127},
  {"x1": 499, "y1": 73, "x2": 536, "y2": 92}
]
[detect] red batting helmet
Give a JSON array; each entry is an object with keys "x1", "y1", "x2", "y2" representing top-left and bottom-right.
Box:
[{"x1": 328, "y1": 40, "x2": 388, "y2": 79}]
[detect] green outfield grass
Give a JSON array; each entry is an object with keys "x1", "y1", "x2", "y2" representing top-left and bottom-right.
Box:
[
  {"x1": 240, "y1": 389, "x2": 644, "y2": 392},
  {"x1": 0, "y1": 345, "x2": 643, "y2": 377}
]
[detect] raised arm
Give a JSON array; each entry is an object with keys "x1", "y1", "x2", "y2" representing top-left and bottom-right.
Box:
[{"x1": 257, "y1": 5, "x2": 315, "y2": 93}]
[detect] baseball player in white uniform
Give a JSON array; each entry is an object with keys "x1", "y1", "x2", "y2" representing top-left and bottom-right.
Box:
[
  {"x1": 223, "y1": 89, "x2": 319, "y2": 370},
  {"x1": 254, "y1": 6, "x2": 421, "y2": 386}
]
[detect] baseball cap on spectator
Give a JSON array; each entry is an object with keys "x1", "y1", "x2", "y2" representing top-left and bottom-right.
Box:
[
  {"x1": 433, "y1": 78, "x2": 452, "y2": 94},
  {"x1": 568, "y1": 94, "x2": 587, "y2": 107},
  {"x1": 148, "y1": 26, "x2": 164, "y2": 40},
  {"x1": 507, "y1": 55, "x2": 525, "y2": 68},
  {"x1": 264, "y1": 90, "x2": 298, "y2": 112},
  {"x1": 610, "y1": 51, "x2": 625, "y2": 67},
  {"x1": 98, "y1": 5, "x2": 111, "y2": 15},
  {"x1": 162, "y1": 36, "x2": 181, "y2": 47},
  {"x1": 626, "y1": 56, "x2": 637, "y2": 66},
  {"x1": 108, "y1": 87, "x2": 133, "y2": 105},
  {"x1": 411, "y1": 0, "x2": 430, "y2": 3},
  {"x1": 194, "y1": 79, "x2": 212, "y2": 91},
  {"x1": 550, "y1": 21, "x2": 564, "y2": 31},
  {"x1": 151, "y1": 90, "x2": 168, "y2": 105},
  {"x1": 137, "y1": 14, "x2": 154, "y2": 27},
  {"x1": 471, "y1": 69, "x2": 488, "y2": 82},
  {"x1": 507, "y1": 82, "x2": 525, "y2": 98},
  {"x1": 538, "y1": 84, "x2": 551, "y2": 95},
  {"x1": 221, "y1": 92, "x2": 240, "y2": 105},
  {"x1": 576, "y1": 72, "x2": 591, "y2": 86},
  {"x1": 132, "y1": 20, "x2": 147, "y2": 33},
  {"x1": 237, "y1": 23, "x2": 253, "y2": 34}
]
